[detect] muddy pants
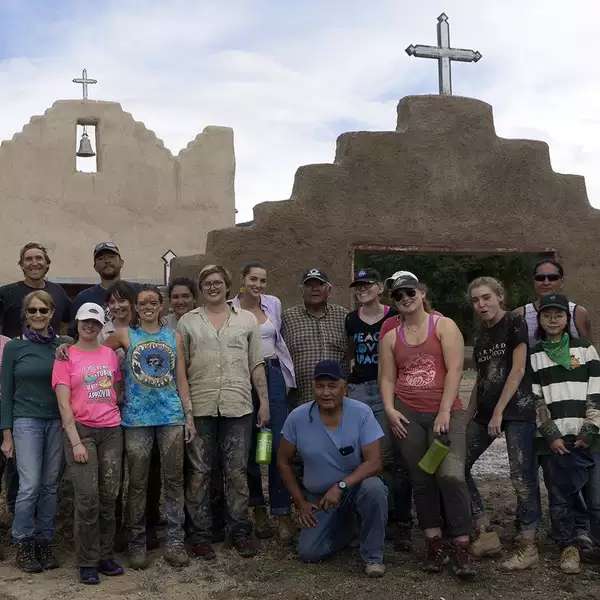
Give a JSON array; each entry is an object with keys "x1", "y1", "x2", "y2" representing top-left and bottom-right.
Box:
[
  {"x1": 396, "y1": 400, "x2": 471, "y2": 537},
  {"x1": 125, "y1": 425, "x2": 185, "y2": 549},
  {"x1": 186, "y1": 414, "x2": 253, "y2": 543},
  {"x1": 66, "y1": 424, "x2": 122, "y2": 566}
]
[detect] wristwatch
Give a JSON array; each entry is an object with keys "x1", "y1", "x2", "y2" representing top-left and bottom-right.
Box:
[{"x1": 337, "y1": 481, "x2": 348, "y2": 491}]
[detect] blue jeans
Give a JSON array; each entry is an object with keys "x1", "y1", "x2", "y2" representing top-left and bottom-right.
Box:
[
  {"x1": 247, "y1": 359, "x2": 291, "y2": 516},
  {"x1": 348, "y1": 380, "x2": 412, "y2": 525},
  {"x1": 465, "y1": 420, "x2": 541, "y2": 533},
  {"x1": 298, "y1": 477, "x2": 388, "y2": 564},
  {"x1": 11, "y1": 418, "x2": 63, "y2": 543}
]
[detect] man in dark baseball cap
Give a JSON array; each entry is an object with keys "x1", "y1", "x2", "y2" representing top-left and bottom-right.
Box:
[
  {"x1": 93, "y1": 241, "x2": 121, "y2": 259},
  {"x1": 302, "y1": 268, "x2": 330, "y2": 285},
  {"x1": 314, "y1": 359, "x2": 346, "y2": 380}
]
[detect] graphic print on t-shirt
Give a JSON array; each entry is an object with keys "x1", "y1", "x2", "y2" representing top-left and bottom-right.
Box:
[
  {"x1": 131, "y1": 340, "x2": 175, "y2": 387},
  {"x1": 398, "y1": 353, "x2": 436, "y2": 387},
  {"x1": 82, "y1": 364, "x2": 115, "y2": 402},
  {"x1": 352, "y1": 331, "x2": 379, "y2": 366}
]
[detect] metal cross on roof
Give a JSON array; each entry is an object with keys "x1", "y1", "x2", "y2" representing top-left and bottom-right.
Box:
[
  {"x1": 406, "y1": 13, "x2": 481, "y2": 95},
  {"x1": 72, "y1": 68, "x2": 98, "y2": 100}
]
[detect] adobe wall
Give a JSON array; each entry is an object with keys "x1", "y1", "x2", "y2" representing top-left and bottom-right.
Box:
[
  {"x1": 171, "y1": 95, "x2": 598, "y2": 337},
  {"x1": 0, "y1": 100, "x2": 235, "y2": 284}
]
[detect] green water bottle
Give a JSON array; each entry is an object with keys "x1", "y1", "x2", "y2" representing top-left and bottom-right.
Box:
[
  {"x1": 418, "y1": 437, "x2": 450, "y2": 474},
  {"x1": 255, "y1": 428, "x2": 273, "y2": 465}
]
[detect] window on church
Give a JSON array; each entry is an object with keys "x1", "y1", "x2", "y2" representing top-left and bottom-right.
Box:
[{"x1": 75, "y1": 122, "x2": 97, "y2": 173}]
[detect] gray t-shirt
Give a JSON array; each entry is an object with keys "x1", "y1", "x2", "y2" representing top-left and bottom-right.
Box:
[{"x1": 281, "y1": 397, "x2": 383, "y2": 494}]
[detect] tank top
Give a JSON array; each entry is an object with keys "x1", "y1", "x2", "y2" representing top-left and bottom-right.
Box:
[
  {"x1": 524, "y1": 301, "x2": 578, "y2": 347},
  {"x1": 122, "y1": 326, "x2": 185, "y2": 427},
  {"x1": 260, "y1": 318, "x2": 277, "y2": 358},
  {"x1": 393, "y1": 313, "x2": 461, "y2": 413}
]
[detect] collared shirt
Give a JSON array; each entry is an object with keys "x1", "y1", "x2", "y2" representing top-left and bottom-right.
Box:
[
  {"x1": 282, "y1": 303, "x2": 349, "y2": 405},
  {"x1": 177, "y1": 304, "x2": 264, "y2": 417}
]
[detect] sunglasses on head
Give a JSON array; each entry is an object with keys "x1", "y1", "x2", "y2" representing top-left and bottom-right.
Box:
[
  {"x1": 392, "y1": 288, "x2": 417, "y2": 301},
  {"x1": 534, "y1": 274, "x2": 561, "y2": 282},
  {"x1": 26, "y1": 307, "x2": 50, "y2": 315}
]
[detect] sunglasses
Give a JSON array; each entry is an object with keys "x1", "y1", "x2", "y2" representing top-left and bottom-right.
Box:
[
  {"x1": 392, "y1": 288, "x2": 417, "y2": 301},
  {"x1": 534, "y1": 274, "x2": 561, "y2": 282},
  {"x1": 26, "y1": 307, "x2": 50, "y2": 315}
]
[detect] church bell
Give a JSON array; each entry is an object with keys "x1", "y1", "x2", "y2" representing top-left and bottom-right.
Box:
[{"x1": 76, "y1": 128, "x2": 95, "y2": 157}]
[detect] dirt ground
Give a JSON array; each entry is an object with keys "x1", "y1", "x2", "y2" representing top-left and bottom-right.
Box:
[{"x1": 1, "y1": 373, "x2": 600, "y2": 600}]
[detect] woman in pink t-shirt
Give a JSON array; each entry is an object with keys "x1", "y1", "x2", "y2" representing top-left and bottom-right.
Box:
[{"x1": 52, "y1": 303, "x2": 123, "y2": 585}]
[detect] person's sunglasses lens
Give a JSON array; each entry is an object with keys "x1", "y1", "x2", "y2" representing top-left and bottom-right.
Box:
[
  {"x1": 534, "y1": 274, "x2": 561, "y2": 282},
  {"x1": 27, "y1": 307, "x2": 49, "y2": 315},
  {"x1": 393, "y1": 288, "x2": 417, "y2": 301}
]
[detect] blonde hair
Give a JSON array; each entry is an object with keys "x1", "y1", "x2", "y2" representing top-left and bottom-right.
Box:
[
  {"x1": 21, "y1": 290, "x2": 55, "y2": 320},
  {"x1": 198, "y1": 265, "x2": 232, "y2": 291},
  {"x1": 467, "y1": 276, "x2": 505, "y2": 304}
]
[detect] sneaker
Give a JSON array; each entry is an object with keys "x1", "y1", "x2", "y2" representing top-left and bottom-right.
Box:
[
  {"x1": 394, "y1": 522, "x2": 412, "y2": 552},
  {"x1": 36, "y1": 541, "x2": 59, "y2": 570},
  {"x1": 449, "y1": 541, "x2": 477, "y2": 579},
  {"x1": 365, "y1": 562, "x2": 386, "y2": 577},
  {"x1": 128, "y1": 547, "x2": 150, "y2": 570},
  {"x1": 233, "y1": 536, "x2": 258, "y2": 558},
  {"x1": 422, "y1": 536, "x2": 446, "y2": 573},
  {"x1": 276, "y1": 515, "x2": 296, "y2": 544},
  {"x1": 15, "y1": 540, "x2": 43, "y2": 573},
  {"x1": 98, "y1": 558, "x2": 125, "y2": 576},
  {"x1": 470, "y1": 531, "x2": 502, "y2": 558},
  {"x1": 501, "y1": 544, "x2": 539, "y2": 571},
  {"x1": 79, "y1": 566, "x2": 100, "y2": 585},
  {"x1": 253, "y1": 506, "x2": 274, "y2": 540},
  {"x1": 189, "y1": 543, "x2": 216, "y2": 560},
  {"x1": 164, "y1": 544, "x2": 190, "y2": 567},
  {"x1": 560, "y1": 545, "x2": 581, "y2": 574}
]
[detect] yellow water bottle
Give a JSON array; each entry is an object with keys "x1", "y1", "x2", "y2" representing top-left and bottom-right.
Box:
[
  {"x1": 255, "y1": 428, "x2": 273, "y2": 465},
  {"x1": 418, "y1": 437, "x2": 450, "y2": 474}
]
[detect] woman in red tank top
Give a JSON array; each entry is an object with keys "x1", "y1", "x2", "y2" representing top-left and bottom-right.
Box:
[{"x1": 379, "y1": 271, "x2": 475, "y2": 579}]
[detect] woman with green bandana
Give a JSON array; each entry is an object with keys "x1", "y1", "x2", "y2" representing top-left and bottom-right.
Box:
[{"x1": 531, "y1": 293, "x2": 600, "y2": 575}]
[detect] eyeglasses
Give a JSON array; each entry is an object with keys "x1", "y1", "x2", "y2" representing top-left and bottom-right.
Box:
[
  {"x1": 202, "y1": 281, "x2": 225, "y2": 290},
  {"x1": 392, "y1": 288, "x2": 417, "y2": 301},
  {"x1": 534, "y1": 274, "x2": 561, "y2": 282},
  {"x1": 26, "y1": 307, "x2": 50, "y2": 315}
]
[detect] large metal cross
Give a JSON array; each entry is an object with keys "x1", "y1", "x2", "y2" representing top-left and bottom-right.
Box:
[
  {"x1": 406, "y1": 13, "x2": 481, "y2": 95},
  {"x1": 72, "y1": 68, "x2": 98, "y2": 100}
]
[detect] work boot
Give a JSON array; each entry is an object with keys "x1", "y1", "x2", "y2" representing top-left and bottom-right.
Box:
[
  {"x1": 560, "y1": 545, "x2": 581, "y2": 574},
  {"x1": 501, "y1": 543, "x2": 539, "y2": 571},
  {"x1": 164, "y1": 544, "x2": 190, "y2": 568},
  {"x1": 276, "y1": 515, "x2": 296, "y2": 544},
  {"x1": 128, "y1": 547, "x2": 150, "y2": 570},
  {"x1": 448, "y1": 540, "x2": 477, "y2": 579},
  {"x1": 364, "y1": 562, "x2": 386, "y2": 577},
  {"x1": 253, "y1": 506, "x2": 274, "y2": 539},
  {"x1": 233, "y1": 535, "x2": 258, "y2": 558},
  {"x1": 422, "y1": 536, "x2": 446, "y2": 573},
  {"x1": 470, "y1": 531, "x2": 502, "y2": 558},
  {"x1": 36, "y1": 540, "x2": 59, "y2": 570},
  {"x1": 394, "y1": 522, "x2": 412, "y2": 552},
  {"x1": 98, "y1": 558, "x2": 125, "y2": 576},
  {"x1": 16, "y1": 540, "x2": 43, "y2": 573}
]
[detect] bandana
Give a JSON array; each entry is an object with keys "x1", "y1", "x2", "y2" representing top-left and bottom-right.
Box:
[
  {"x1": 22, "y1": 326, "x2": 56, "y2": 345},
  {"x1": 541, "y1": 333, "x2": 572, "y2": 370}
]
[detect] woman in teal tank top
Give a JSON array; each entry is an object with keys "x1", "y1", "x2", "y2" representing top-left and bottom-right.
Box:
[{"x1": 105, "y1": 285, "x2": 195, "y2": 570}]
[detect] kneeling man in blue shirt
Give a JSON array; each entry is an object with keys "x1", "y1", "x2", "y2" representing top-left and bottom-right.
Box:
[{"x1": 278, "y1": 359, "x2": 388, "y2": 577}]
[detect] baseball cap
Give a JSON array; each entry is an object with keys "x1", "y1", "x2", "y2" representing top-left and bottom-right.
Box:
[
  {"x1": 350, "y1": 268, "x2": 382, "y2": 287},
  {"x1": 539, "y1": 293, "x2": 569, "y2": 313},
  {"x1": 302, "y1": 268, "x2": 330, "y2": 284},
  {"x1": 75, "y1": 302, "x2": 106, "y2": 325},
  {"x1": 313, "y1": 360, "x2": 346, "y2": 381},
  {"x1": 385, "y1": 270, "x2": 419, "y2": 292},
  {"x1": 94, "y1": 241, "x2": 120, "y2": 259}
]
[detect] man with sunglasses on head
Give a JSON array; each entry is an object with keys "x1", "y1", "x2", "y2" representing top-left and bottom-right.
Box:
[
  {"x1": 513, "y1": 259, "x2": 591, "y2": 346},
  {"x1": 277, "y1": 360, "x2": 387, "y2": 577}
]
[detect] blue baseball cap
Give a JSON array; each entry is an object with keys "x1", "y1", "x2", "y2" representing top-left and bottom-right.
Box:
[{"x1": 313, "y1": 360, "x2": 346, "y2": 381}]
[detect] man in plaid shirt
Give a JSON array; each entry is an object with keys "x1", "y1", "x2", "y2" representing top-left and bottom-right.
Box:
[{"x1": 281, "y1": 268, "x2": 348, "y2": 405}]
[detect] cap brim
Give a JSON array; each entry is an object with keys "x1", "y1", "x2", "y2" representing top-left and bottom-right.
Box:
[
  {"x1": 350, "y1": 279, "x2": 377, "y2": 287},
  {"x1": 303, "y1": 276, "x2": 328, "y2": 284},
  {"x1": 540, "y1": 304, "x2": 569, "y2": 312},
  {"x1": 314, "y1": 373, "x2": 343, "y2": 380}
]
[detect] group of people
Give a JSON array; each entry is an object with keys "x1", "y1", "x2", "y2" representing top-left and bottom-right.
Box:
[{"x1": 0, "y1": 241, "x2": 599, "y2": 584}]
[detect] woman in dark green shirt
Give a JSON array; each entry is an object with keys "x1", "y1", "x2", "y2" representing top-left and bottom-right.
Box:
[{"x1": 0, "y1": 290, "x2": 65, "y2": 573}]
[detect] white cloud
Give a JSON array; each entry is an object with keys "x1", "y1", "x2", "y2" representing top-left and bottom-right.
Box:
[{"x1": 0, "y1": 0, "x2": 599, "y2": 223}]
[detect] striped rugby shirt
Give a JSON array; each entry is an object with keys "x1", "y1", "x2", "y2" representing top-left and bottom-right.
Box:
[{"x1": 530, "y1": 337, "x2": 600, "y2": 452}]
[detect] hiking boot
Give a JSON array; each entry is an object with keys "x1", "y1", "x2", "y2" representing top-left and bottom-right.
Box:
[
  {"x1": 470, "y1": 531, "x2": 502, "y2": 558},
  {"x1": 422, "y1": 536, "x2": 446, "y2": 573},
  {"x1": 128, "y1": 547, "x2": 150, "y2": 570},
  {"x1": 501, "y1": 543, "x2": 539, "y2": 571},
  {"x1": 164, "y1": 544, "x2": 190, "y2": 567},
  {"x1": 253, "y1": 506, "x2": 274, "y2": 539},
  {"x1": 449, "y1": 541, "x2": 477, "y2": 579},
  {"x1": 276, "y1": 515, "x2": 296, "y2": 544},
  {"x1": 79, "y1": 566, "x2": 100, "y2": 585},
  {"x1": 16, "y1": 540, "x2": 43, "y2": 573},
  {"x1": 98, "y1": 558, "x2": 125, "y2": 576},
  {"x1": 365, "y1": 562, "x2": 386, "y2": 577},
  {"x1": 189, "y1": 542, "x2": 216, "y2": 560},
  {"x1": 36, "y1": 541, "x2": 59, "y2": 570},
  {"x1": 233, "y1": 535, "x2": 258, "y2": 558},
  {"x1": 560, "y1": 545, "x2": 581, "y2": 574},
  {"x1": 394, "y1": 522, "x2": 412, "y2": 552}
]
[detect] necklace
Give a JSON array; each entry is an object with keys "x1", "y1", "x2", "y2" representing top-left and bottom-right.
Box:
[{"x1": 404, "y1": 314, "x2": 428, "y2": 334}]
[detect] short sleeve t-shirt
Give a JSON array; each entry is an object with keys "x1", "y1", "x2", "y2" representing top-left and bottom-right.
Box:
[
  {"x1": 281, "y1": 397, "x2": 383, "y2": 494},
  {"x1": 473, "y1": 312, "x2": 535, "y2": 425},
  {"x1": 52, "y1": 345, "x2": 121, "y2": 428},
  {"x1": 345, "y1": 306, "x2": 397, "y2": 383},
  {"x1": 0, "y1": 281, "x2": 71, "y2": 338}
]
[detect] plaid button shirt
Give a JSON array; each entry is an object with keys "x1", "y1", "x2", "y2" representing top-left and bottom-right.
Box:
[{"x1": 281, "y1": 303, "x2": 349, "y2": 405}]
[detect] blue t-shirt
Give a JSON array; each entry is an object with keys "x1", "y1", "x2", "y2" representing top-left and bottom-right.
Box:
[
  {"x1": 122, "y1": 326, "x2": 184, "y2": 427},
  {"x1": 281, "y1": 397, "x2": 383, "y2": 494}
]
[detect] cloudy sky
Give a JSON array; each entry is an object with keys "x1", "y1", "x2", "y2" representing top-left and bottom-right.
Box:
[{"x1": 1, "y1": 0, "x2": 599, "y2": 222}]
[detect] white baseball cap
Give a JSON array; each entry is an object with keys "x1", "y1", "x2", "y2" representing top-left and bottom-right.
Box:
[{"x1": 75, "y1": 302, "x2": 105, "y2": 325}]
